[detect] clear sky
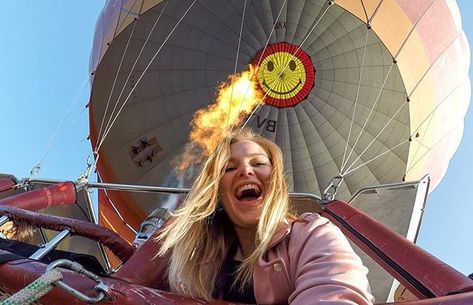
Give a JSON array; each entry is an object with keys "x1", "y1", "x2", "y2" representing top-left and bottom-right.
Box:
[{"x1": 0, "y1": 1, "x2": 471, "y2": 277}]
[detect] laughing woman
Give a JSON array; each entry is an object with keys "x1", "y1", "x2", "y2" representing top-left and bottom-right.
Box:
[{"x1": 156, "y1": 128, "x2": 374, "y2": 304}]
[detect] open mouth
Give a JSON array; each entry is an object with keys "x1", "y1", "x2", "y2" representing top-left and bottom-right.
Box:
[{"x1": 235, "y1": 184, "x2": 262, "y2": 202}]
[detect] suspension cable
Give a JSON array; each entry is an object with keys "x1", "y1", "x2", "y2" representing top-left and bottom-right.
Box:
[
  {"x1": 29, "y1": 75, "x2": 90, "y2": 179},
  {"x1": 341, "y1": 0, "x2": 437, "y2": 177},
  {"x1": 226, "y1": 0, "x2": 248, "y2": 129},
  {"x1": 343, "y1": 138, "x2": 410, "y2": 177},
  {"x1": 339, "y1": 62, "x2": 395, "y2": 173},
  {"x1": 115, "y1": 0, "x2": 141, "y2": 33},
  {"x1": 342, "y1": 100, "x2": 408, "y2": 175},
  {"x1": 95, "y1": 0, "x2": 158, "y2": 146},
  {"x1": 405, "y1": 77, "x2": 468, "y2": 175},
  {"x1": 102, "y1": 188, "x2": 137, "y2": 235},
  {"x1": 237, "y1": 0, "x2": 288, "y2": 130},
  {"x1": 360, "y1": 0, "x2": 370, "y2": 24},
  {"x1": 340, "y1": 25, "x2": 371, "y2": 172},
  {"x1": 228, "y1": 0, "x2": 287, "y2": 130},
  {"x1": 404, "y1": 29, "x2": 463, "y2": 169},
  {"x1": 96, "y1": 0, "x2": 171, "y2": 152},
  {"x1": 97, "y1": 0, "x2": 197, "y2": 152},
  {"x1": 392, "y1": 0, "x2": 436, "y2": 61},
  {"x1": 95, "y1": 20, "x2": 138, "y2": 146},
  {"x1": 367, "y1": 0, "x2": 385, "y2": 26}
]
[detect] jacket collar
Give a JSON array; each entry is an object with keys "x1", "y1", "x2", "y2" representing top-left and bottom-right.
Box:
[{"x1": 268, "y1": 220, "x2": 292, "y2": 249}]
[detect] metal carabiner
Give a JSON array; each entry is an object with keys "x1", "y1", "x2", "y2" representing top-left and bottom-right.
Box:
[
  {"x1": 46, "y1": 259, "x2": 113, "y2": 304},
  {"x1": 14, "y1": 177, "x2": 31, "y2": 190},
  {"x1": 76, "y1": 151, "x2": 99, "y2": 190},
  {"x1": 321, "y1": 175, "x2": 344, "y2": 204}
]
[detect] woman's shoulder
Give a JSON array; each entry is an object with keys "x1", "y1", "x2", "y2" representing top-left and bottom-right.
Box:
[
  {"x1": 292, "y1": 212, "x2": 331, "y2": 231},
  {"x1": 270, "y1": 213, "x2": 347, "y2": 250},
  {"x1": 295, "y1": 212, "x2": 327, "y2": 223},
  {"x1": 289, "y1": 212, "x2": 350, "y2": 248}
]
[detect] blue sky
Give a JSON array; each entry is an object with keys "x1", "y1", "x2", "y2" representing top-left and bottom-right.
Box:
[{"x1": 0, "y1": 1, "x2": 471, "y2": 276}]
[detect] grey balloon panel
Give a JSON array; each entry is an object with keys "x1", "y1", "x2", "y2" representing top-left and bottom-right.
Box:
[
  {"x1": 286, "y1": 107, "x2": 318, "y2": 194},
  {"x1": 302, "y1": 93, "x2": 407, "y2": 194},
  {"x1": 92, "y1": 76, "x2": 210, "y2": 152},
  {"x1": 295, "y1": 1, "x2": 329, "y2": 45},
  {"x1": 300, "y1": 4, "x2": 345, "y2": 51},
  {"x1": 292, "y1": 105, "x2": 325, "y2": 194},
  {"x1": 268, "y1": 0, "x2": 287, "y2": 42},
  {"x1": 274, "y1": 109, "x2": 295, "y2": 191},
  {"x1": 281, "y1": 1, "x2": 299, "y2": 43},
  {"x1": 298, "y1": 100, "x2": 356, "y2": 197},
  {"x1": 306, "y1": 94, "x2": 376, "y2": 161}
]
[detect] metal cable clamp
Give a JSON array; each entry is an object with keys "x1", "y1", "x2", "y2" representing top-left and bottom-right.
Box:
[{"x1": 47, "y1": 259, "x2": 113, "y2": 303}]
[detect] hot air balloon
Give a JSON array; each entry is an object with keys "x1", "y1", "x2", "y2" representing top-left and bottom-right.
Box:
[
  {"x1": 1, "y1": 1, "x2": 472, "y2": 304},
  {"x1": 86, "y1": 0, "x2": 471, "y2": 301},
  {"x1": 89, "y1": 0, "x2": 469, "y2": 238}
]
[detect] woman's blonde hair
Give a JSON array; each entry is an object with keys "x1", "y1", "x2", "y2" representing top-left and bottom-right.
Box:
[
  {"x1": 1, "y1": 220, "x2": 34, "y2": 242},
  {"x1": 156, "y1": 128, "x2": 295, "y2": 300}
]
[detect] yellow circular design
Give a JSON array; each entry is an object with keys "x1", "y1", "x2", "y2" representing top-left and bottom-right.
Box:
[{"x1": 257, "y1": 52, "x2": 306, "y2": 100}]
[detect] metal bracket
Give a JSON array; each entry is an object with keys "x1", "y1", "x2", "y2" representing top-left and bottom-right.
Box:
[
  {"x1": 30, "y1": 229, "x2": 70, "y2": 260},
  {"x1": 0, "y1": 215, "x2": 9, "y2": 227}
]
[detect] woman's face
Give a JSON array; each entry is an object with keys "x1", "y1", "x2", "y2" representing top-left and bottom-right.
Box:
[{"x1": 219, "y1": 140, "x2": 272, "y2": 229}]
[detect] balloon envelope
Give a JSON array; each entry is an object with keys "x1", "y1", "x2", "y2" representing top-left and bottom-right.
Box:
[{"x1": 88, "y1": 0, "x2": 470, "y2": 228}]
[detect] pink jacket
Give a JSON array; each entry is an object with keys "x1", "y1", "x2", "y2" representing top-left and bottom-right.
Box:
[{"x1": 253, "y1": 213, "x2": 375, "y2": 304}]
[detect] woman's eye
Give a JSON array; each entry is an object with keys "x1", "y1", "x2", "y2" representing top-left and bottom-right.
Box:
[{"x1": 224, "y1": 166, "x2": 236, "y2": 173}]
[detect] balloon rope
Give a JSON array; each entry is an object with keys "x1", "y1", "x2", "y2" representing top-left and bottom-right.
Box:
[
  {"x1": 340, "y1": 26, "x2": 370, "y2": 172},
  {"x1": 407, "y1": 31, "x2": 462, "y2": 101},
  {"x1": 237, "y1": 0, "x2": 288, "y2": 130},
  {"x1": 340, "y1": 62, "x2": 396, "y2": 173},
  {"x1": 95, "y1": 20, "x2": 138, "y2": 148},
  {"x1": 98, "y1": 0, "x2": 197, "y2": 151},
  {"x1": 357, "y1": 75, "x2": 466, "y2": 180},
  {"x1": 241, "y1": 1, "x2": 333, "y2": 129},
  {"x1": 31, "y1": 42, "x2": 104, "y2": 179},
  {"x1": 115, "y1": 0, "x2": 142, "y2": 34},
  {"x1": 359, "y1": 0, "x2": 370, "y2": 24},
  {"x1": 102, "y1": 188, "x2": 137, "y2": 234},
  {"x1": 81, "y1": 2, "x2": 142, "y2": 179},
  {"x1": 405, "y1": 77, "x2": 468, "y2": 175},
  {"x1": 405, "y1": 121, "x2": 463, "y2": 180},
  {"x1": 297, "y1": 1, "x2": 332, "y2": 50},
  {"x1": 253, "y1": 0, "x2": 288, "y2": 69},
  {"x1": 342, "y1": 100, "x2": 408, "y2": 176},
  {"x1": 367, "y1": 0, "x2": 385, "y2": 25},
  {"x1": 392, "y1": 0, "x2": 437, "y2": 60},
  {"x1": 341, "y1": 0, "x2": 437, "y2": 175},
  {"x1": 403, "y1": 31, "x2": 462, "y2": 172},
  {"x1": 343, "y1": 139, "x2": 409, "y2": 177},
  {"x1": 226, "y1": 0, "x2": 248, "y2": 129},
  {"x1": 97, "y1": 0, "x2": 171, "y2": 152},
  {"x1": 30, "y1": 75, "x2": 90, "y2": 178}
]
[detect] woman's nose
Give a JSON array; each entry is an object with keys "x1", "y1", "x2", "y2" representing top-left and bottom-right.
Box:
[{"x1": 239, "y1": 163, "x2": 254, "y2": 176}]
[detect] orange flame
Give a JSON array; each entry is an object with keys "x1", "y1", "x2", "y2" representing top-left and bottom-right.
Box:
[{"x1": 174, "y1": 65, "x2": 263, "y2": 173}]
